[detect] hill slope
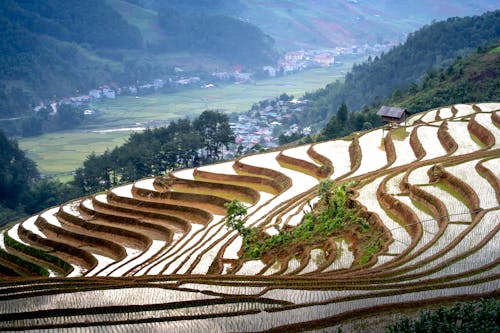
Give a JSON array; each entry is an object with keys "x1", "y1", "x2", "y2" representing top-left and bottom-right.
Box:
[
  {"x1": 126, "y1": 0, "x2": 499, "y2": 49},
  {"x1": 390, "y1": 45, "x2": 500, "y2": 114},
  {"x1": 317, "y1": 43, "x2": 500, "y2": 141},
  {"x1": 0, "y1": 0, "x2": 276, "y2": 117},
  {"x1": 0, "y1": 0, "x2": 142, "y2": 117},
  {"x1": 0, "y1": 101, "x2": 498, "y2": 331},
  {"x1": 299, "y1": 10, "x2": 500, "y2": 127}
]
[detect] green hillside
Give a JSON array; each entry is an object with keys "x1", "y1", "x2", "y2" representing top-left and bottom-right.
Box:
[
  {"x1": 125, "y1": 0, "x2": 498, "y2": 50},
  {"x1": 0, "y1": 0, "x2": 135, "y2": 116},
  {"x1": 318, "y1": 43, "x2": 500, "y2": 141},
  {"x1": 388, "y1": 44, "x2": 500, "y2": 114},
  {"x1": 0, "y1": 0, "x2": 275, "y2": 118},
  {"x1": 298, "y1": 10, "x2": 500, "y2": 128}
]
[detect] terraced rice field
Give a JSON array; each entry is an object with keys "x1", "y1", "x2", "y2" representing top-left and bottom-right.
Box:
[{"x1": 0, "y1": 103, "x2": 498, "y2": 331}]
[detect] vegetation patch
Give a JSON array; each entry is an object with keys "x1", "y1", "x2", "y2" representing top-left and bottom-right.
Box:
[
  {"x1": 4, "y1": 233, "x2": 72, "y2": 274},
  {"x1": 225, "y1": 181, "x2": 387, "y2": 265},
  {"x1": 0, "y1": 248, "x2": 49, "y2": 277},
  {"x1": 391, "y1": 127, "x2": 410, "y2": 141},
  {"x1": 385, "y1": 298, "x2": 499, "y2": 333}
]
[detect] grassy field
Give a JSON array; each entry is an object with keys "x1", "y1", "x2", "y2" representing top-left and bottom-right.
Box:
[
  {"x1": 19, "y1": 62, "x2": 361, "y2": 179},
  {"x1": 19, "y1": 131, "x2": 129, "y2": 177}
]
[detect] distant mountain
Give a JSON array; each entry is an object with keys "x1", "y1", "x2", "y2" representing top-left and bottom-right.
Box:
[
  {"x1": 238, "y1": 0, "x2": 499, "y2": 49},
  {"x1": 127, "y1": 0, "x2": 499, "y2": 49}
]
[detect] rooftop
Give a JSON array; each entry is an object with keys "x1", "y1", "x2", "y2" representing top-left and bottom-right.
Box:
[{"x1": 377, "y1": 106, "x2": 407, "y2": 118}]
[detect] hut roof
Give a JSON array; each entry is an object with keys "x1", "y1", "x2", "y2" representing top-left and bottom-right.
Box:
[{"x1": 377, "y1": 106, "x2": 407, "y2": 118}]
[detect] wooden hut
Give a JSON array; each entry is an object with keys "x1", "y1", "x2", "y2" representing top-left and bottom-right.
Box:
[{"x1": 377, "y1": 106, "x2": 408, "y2": 126}]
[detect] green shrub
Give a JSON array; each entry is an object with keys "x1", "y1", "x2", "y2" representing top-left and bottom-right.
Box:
[{"x1": 385, "y1": 299, "x2": 499, "y2": 333}]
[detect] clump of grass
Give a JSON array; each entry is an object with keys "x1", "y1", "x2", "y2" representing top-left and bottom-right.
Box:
[{"x1": 391, "y1": 127, "x2": 409, "y2": 141}]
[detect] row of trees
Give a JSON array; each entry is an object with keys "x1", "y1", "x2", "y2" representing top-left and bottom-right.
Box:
[{"x1": 72, "y1": 110, "x2": 234, "y2": 194}]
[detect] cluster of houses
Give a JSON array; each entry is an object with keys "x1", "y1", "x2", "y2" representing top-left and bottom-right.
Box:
[
  {"x1": 33, "y1": 71, "x2": 250, "y2": 113},
  {"x1": 34, "y1": 80, "x2": 167, "y2": 113},
  {"x1": 230, "y1": 97, "x2": 310, "y2": 150},
  {"x1": 269, "y1": 42, "x2": 395, "y2": 75},
  {"x1": 276, "y1": 50, "x2": 335, "y2": 74}
]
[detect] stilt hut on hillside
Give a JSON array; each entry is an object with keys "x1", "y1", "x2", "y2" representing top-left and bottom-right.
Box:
[{"x1": 377, "y1": 106, "x2": 408, "y2": 126}]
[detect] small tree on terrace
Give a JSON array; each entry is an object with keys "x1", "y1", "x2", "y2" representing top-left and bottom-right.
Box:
[
  {"x1": 224, "y1": 199, "x2": 248, "y2": 235},
  {"x1": 318, "y1": 179, "x2": 334, "y2": 205}
]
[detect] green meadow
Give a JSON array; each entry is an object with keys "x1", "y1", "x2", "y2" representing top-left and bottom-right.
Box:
[
  {"x1": 19, "y1": 131, "x2": 129, "y2": 177},
  {"x1": 19, "y1": 62, "x2": 361, "y2": 179}
]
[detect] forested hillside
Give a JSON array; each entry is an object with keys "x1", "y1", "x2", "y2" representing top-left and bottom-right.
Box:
[
  {"x1": 156, "y1": 7, "x2": 275, "y2": 66},
  {"x1": 299, "y1": 10, "x2": 500, "y2": 127},
  {"x1": 384, "y1": 44, "x2": 500, "y2": 114},
  {"x1": 0, "y1": 0, "x2": 275, "y2": 118},
  {"x1": 283, "y1": 43, "x2": 500, "y2": 142},
  {"x1": 0, "y1": 131, "x2": 74, "y2": 225},
  {"x1": 0, "y1": 0, "x2": 142, "y2": 117}
]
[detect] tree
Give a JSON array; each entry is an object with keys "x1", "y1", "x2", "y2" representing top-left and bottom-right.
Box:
[
  {"x1": 318, "y1": 179, "x2": 333, "y2": 205},
  {"x1": 194, "y1": 110, "x2": 234, "y2": 162},
  {"x1": 224, "y1": 199, "x2": 248, "y2": 235},
  {"x1": 337, "y1": 102, "x2": 348, "y2": 123},
  {"x1": 71, "y1": 152, "x2": 111, "y2": 194},
  {"x1": 279, "y1": 93, "x2": 293, "y2": 102},
  {"x1": 0, "y1": 130, "x2": 79, "y2": 226},
  {"x1": 0, "y1": 131, "x2": 39, "y2": 208}
]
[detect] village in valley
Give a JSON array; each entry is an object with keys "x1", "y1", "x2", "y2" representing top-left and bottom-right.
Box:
[
  {"x1": 35, "y1": 43, "x2": 394, "y2": 152},
  {"x1": 230, "y1": 94, "x2": 310, "y2": 153}
]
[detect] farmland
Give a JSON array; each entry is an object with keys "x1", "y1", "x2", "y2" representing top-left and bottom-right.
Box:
[{"x1": 0, "y1": 102, "x2": 498, "y2": 331}]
